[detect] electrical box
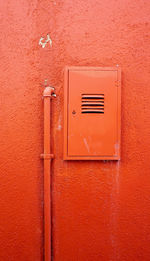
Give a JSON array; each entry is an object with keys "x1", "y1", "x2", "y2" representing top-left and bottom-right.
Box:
[{"x1": 64, "y1": 66, "x2": 121, "y2": 160}]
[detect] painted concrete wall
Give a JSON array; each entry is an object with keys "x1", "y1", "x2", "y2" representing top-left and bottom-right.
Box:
[{"x1": 0, "y1": 0, "x2": 150, "y2": 260}]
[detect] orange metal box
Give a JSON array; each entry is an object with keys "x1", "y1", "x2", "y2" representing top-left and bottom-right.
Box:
[{"x1": 64, "y1": 66, "x2": 121, "y2": 160}]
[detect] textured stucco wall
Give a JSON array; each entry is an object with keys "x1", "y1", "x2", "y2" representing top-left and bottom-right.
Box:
[{"x1": 0, "y1": 0, "x2": 150, "y2": 260}]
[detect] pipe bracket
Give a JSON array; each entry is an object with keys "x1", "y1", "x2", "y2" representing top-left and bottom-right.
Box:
[{"x1": 40, "y1": 153, "x2": 54, "y2": 159}]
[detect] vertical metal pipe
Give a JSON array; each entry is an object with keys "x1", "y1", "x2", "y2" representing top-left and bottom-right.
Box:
[
  {"x1": 44, "y1": 94, "x2": 51, "y2": 261},
  {"x1": 41, "y1": 86, "x2": 55, "y2": 261}
]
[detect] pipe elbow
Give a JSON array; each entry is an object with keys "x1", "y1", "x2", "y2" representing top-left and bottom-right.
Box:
[{"x1": 43, "y1": 86, "x2": 55, "y2": 97}]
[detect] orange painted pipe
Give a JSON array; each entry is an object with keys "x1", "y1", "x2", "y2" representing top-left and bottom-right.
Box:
[{"x1": 41, "y1": 86, "x2": 55, "y2": 261}]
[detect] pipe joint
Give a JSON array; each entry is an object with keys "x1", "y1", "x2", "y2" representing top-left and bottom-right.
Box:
[{"x1": 43, "y1": 86, "x2": 56, "y2": 98}]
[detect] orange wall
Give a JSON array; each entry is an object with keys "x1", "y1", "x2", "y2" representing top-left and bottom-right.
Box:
[{"x1": 0, "y1": 0, "x2": 150, "y2": 260}]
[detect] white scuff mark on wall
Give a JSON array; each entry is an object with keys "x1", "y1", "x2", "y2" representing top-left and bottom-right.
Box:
[
  {"x1": 83, "y1": 138, "x2": 90, "y2": 153},
  {"x1": 56, "y1": 114, "x2": 62, "y2": 131},
  {"x1": 39, "y1": 34, "x2": 52, "y2": 48},
  {"x1": 57, "y1": 125, "x2": 62, "y2": 130},
  {"x1": 115, "y1": 143, "x2": 119, "y2": 155}
]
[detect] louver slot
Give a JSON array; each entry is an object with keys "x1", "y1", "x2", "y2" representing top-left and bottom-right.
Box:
[{"x1": 81, "y1": 94, "x2": 104, "y2": 114}]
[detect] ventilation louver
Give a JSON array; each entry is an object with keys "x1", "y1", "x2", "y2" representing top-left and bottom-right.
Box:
[{"x1": 81, "y1": 94, "x2": 104, "y2": 113}]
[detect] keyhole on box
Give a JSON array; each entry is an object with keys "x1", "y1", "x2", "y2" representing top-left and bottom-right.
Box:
[{"x1": 72, "y1": 110, "x2": 76, "y2": 115}]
